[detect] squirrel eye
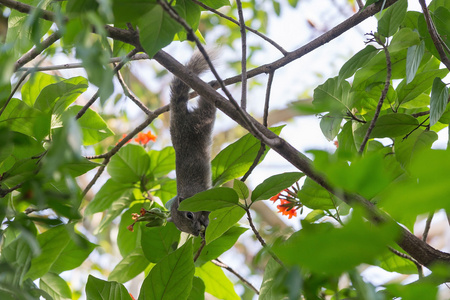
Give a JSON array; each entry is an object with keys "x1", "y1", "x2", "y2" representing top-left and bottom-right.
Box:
[{"x1": 186, "y1": 212, "x2": 194, "y2": 220}]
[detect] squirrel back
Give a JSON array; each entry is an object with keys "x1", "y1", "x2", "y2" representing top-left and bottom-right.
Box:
[{"x1": 169, "y1": 52, "x2": 216, "y2": 237}]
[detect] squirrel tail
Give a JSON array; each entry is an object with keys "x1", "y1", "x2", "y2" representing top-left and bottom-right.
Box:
[{"x1": 170, "y1": 51, "x2": 216, "y2": 102}]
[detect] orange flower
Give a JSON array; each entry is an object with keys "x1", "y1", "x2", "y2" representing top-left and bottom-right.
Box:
[
  {"x1": 277, "y1": 200, "x2": 297, "y2": 219},
  {"x1": 135, "y1": 131, "x2": 157, "y2": 145}
]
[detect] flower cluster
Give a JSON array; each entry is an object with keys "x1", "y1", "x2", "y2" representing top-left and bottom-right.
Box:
[
  {"x1": 269, "y1": 186, "x2": 302, "y2": 219},
  {"x1": 127, "y1": 207, "x2": 169, "y2": 232},
  {"x1": 118, "y1": 130, "x2": 157, "y2": 146}
]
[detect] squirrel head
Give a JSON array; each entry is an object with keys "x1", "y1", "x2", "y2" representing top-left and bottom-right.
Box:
[{"x1": 168, "y1": 196, "x2": 209, "y2": 237}]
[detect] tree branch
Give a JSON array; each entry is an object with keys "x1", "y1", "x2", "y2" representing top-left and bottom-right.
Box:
[
  {"x1": 359, "y1": 35, "x2": 391, "y2": 153},
  {"x1": 212, "y1": 258, "x2": 260, "y2": 295},
  {"x1": 418, "y1": 0, "x2": 450, "y2": 71}
]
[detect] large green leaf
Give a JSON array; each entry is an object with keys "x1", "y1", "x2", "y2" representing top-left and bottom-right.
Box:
[
  {"x1": 313, "y1": 77, "x2": 353, "y2": 113},
  {"x1": 107, "y1": 144, "x2": 150, "y2": 183},
  {"x1": 377, "y1": 0, "x2": 408, "y2": 37},
  {"x1": 211, "y1": 126, "x2": 283, "y2": 186},
  {"x1": 429, "y1": 77, "x2": 449, "y2": 126},
  {"x1": 178, "y1": 187, "x2": 240, "y2": 212},
  {"x1": 397, "y1": 68, "x2": 448, "y2": 105},
  {"x1": 138, "y1": 241, "x2": 194, "y2": 300},
  {"x1": 394, "y1": 129, "x2": 438, "y2": 169},
  {"x1": 251, "y1": 172, "x2": 304, "y2": 202},
  {"x1": 22, "y1": 72, "x2": 61, "y2": 107},
  {"x1": 205, "y1": 206, "x2": 245, "y2": 244},
  {"x1": 297, "y1": 177, "x2": 336, "y2": 210},
  {"x1": 0, "y1": 98, "x2": 44, "y2": 138},
  {"x1": 259, "y1": 258, "x2": 285, "y2": 300},
  {"x1": 148, "y1": 147, "x2": 176, "y2": 177},
  {"x1": 85, "y1": 179, "x2": 134, "y2": 215},
  {"x1": 406, "y1": 41, "x2": 425, "y2": 84},
  {"x1": 355, "y1": 113, "x2": 419, "y2": 139},
  {"x1": 112, "y1": 0, "x2": 156, "y2": 23},
  {"x1": 338, "y1": 45, "x2": 379, "y2": 81},
  {"x1": 34, "y1": 76, "x2": 89, "y2": 115},
  {"x1": 188, "y1": 277, "x2": 205, "y2": 300},
  {"x1": 64, "y1": 105, "x2": 114, "y2": 145},
  {"x1": 388, "y1": 28, "x2": 420, "y2": 53},
  {"x1": 141, "y1": 222, "x2": 180, "y2": 263},
  {"x1": 85, "y1": 275, "x2": 133, "y2": 300},
  {"x1": 108, "y1": 249, "x2": 151, "y2": 283},
  {"x1": 117, "y1": 204, "x2": 143, "y2": 257},
  {"x1": 39, "y1": 272, "x2": 72, "y2": 300},
  {"x1": 195, "y1": 226, "x2": 247, "y2": 266},
  {"x1": 273, "y1": 212, "x2": 399, "y2": 275},
  {"x1": 0, "y1": 235, "x2": 34, "y2": 286},
  {"x1": 137, "y1": 6, "x2": 182, "y2": 58},
  {"x1": 195, "y1": 261, "x2": 240, "y2": 300}
]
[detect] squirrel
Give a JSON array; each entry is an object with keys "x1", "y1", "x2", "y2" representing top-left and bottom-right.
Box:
[{"x1": 168, "y1": 52, "x2": 216, "y2": 237}]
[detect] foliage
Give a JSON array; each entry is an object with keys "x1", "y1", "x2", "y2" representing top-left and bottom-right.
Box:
[{"x1": 0, "y1": 0, "x2": 449, "y2": 299}]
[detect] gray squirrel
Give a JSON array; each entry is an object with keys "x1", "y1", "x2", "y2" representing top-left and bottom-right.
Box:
[{"x1": 168, "y1": 52, "x2": 216, "y2": 237}]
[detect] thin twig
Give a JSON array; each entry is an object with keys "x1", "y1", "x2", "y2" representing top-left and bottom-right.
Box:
[
  {"x1": 75, "y1": 48, "x2": 139, "y2": 120},
  {"x1": 246, "y1": 209, "x2": 284, "y2": 267},
  {"x1": 422, "y1": 212, "x2": 434, "y2": 242},
  {"x1": 402, "y1": 117, "x2": 429, "y2": 140},
  {"x1": 212, "y1": 258, "x2": 260, "y2": 295},
  {"x1": 14, "y1": 31, "x2": 61, "y2": 71},
  {"x1": 418, "y1": 0, "x2": 450, "y2": 71},
  {"x1": 359, "y1": 35, "x2": 391, "y2": 153},
  {"x1": 17, "y1": 53, "x2": 149, "y2": 73},
  {"x1": 241, "y1": 144, "x2": 266, "y2": 182},
  {"x1": 115, "y1": 68, "x2": 152, "y2": 116},
  {"x1": 190, "y1": 0, "x2": 288, "y2": 55},
  {"x1": 389, "y1": 247, "x2": 424, "y2": 279},
  {"x1": 0, "y1": 70, "x2": 31, "y2": 118},
  {"x1": 356, "y1": 0, "x2": 364, "y2": 10},
  {"x1": 0, "y1": 183, "x2": 23, "y2": 198},
  {"x1": 411, "y1": 110, "x2": 430, "y2": 118},
  {"x1": 193, "y1": 239, "x2": 206, "y2": 262},
  {"x1": 235, "y1": 0, "x2": 247, "y2": 110}
]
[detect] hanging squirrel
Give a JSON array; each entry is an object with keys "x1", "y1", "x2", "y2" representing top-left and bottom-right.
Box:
[{"x1": 168, "y1": 52, "x2": 216, "y2": 237}]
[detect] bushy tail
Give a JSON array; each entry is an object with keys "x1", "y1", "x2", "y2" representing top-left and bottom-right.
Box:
[{"x1": 170, "y1": 51, "x2": 214, "y2": 102}]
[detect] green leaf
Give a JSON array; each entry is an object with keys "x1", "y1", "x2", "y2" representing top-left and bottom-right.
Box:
[
  {"x1": 138, "y1": 241, "x2": 194, "y2": 300},
  {"x1": 200, "y1": 0, "x2": 230, "y2": 9},
  {"x1": 195, "y1": 226, "x2": 247, "y2": 265},
  {"x1": 26, "y1": 225, "x2": 96, "y2": 279},
  {"x1": 385, "y1": 282, "x2": 438, "y2": 300},
  {"x1": 112, "y1": 0, "x2": 156, "y2": 23},
  {"x1": 49, "y1": 234, "x2": 97, "y2": 274},
  {"x1": 205, "y1": 206, "x2": 245, "y2": 244},
  {"x1": 259, "y1": 258, "x2": 285, "y2": 300},
  {"x1": 188, "y1": 277, "x2": 205, "y2": 300},
  {"x1": 85, "y1": 179, "x2": 134, "y2": 215},
  {"x1": 297, "y1": 177, "x2": 336, "y2": 210},
  {"x1": 388, "y1": 27, "x2": 420, "y2": 53},
  {"x1": 377, "y1": 0, "x2": 408, "y2": 37},
  {"x1": 232, "y1": 179, "x2": 249, "y2": 200},
  {"x1": 26, "y1": 225, "x2": 71, "y2": 280},
  {"x1": 379, "y1": 150, "x2": 450, "y2": 219},
  {"x1": 394, "y1": 129, "x2": 438, "y2": 169},
  {"x1": 338, "y1": 46, "x2": 379, "y2": 81},
  {"x1": 313, "y1": 77, "x2": 353, "y2": 113},
  {"x1": 406, "y1": 41, "x2": 425, "y2": 84},
  {"x1": 109, "y1": 249, "x2": 151, "y2": 283},
  {"x1": 0, "y1": 235, "x2": 34, "y2": 286},
  {"x1": 137, "y1": 6, "x2": 182, "y2": 58},
  {"x1": 64, "y1": 106, "x2": 114, "y2": 145},
  {"x1": 34, "y1": 76, "x2": 89, "y2": 115},
  {"x1": 211, "y1": 126, "x2": 283, "y2": 186},
  {"x1": 96, "y1": 195, "x2": 136, "y2": 234},
  {"x1": 178, "y1": 187, "x2": 240, "y2": 212},
  {"x1": 429, "y1": 77, "x2": 449, "y2": 126},
  {"x1": 21, "y1": 73, "x2": 61, "y2": 107},
  {"x1": 0, "y1": 98, "x2": 44, "y2": 138},
  {"x1": 378, "y1": 248, "x2": 418, "y2": 274},
  {"x1": 273, "y1": 212, "x2": 399, "y2": 275},
  {"x1": 141, "y1": 222, "x2": 180, "y2": 263},
  {"x1": 107, "y1": 144, "x2": 150, "y2": 183},
  {"x1": 355, "y1": 113, "x2": 419, "y2": 138},
  {"x1": 195, "y1": 261, "x2": 240, "y2": 300},
  {"x1": 148, "y1": 147, "x2": 176, "y2": 177},
  {"x1": 174, "y1": 0, "x2": 201, "y2": 40},
  {"x1": 397, "y1": 68, "x2": 448, "y2": 106},
  {"x1": 320, "y1": 113, "x2": 343, "y2": 141},
  {"x1": 117, "y1": 204, "x2": 143, "y2": 257},
  {"x1": 85, "y1": 275, "x2": 132, "y2": 300},
  {"x1": 39, "y1": 273, "x2": 72, "y2": 300},
  {"x1": 251, "y1": 172, "x2": 304, "y2": 202}
]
